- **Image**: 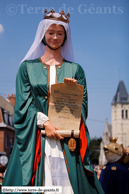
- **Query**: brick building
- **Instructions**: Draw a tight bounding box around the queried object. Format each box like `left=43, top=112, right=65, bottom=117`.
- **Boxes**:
left=0, top=94, right=15, bottom=160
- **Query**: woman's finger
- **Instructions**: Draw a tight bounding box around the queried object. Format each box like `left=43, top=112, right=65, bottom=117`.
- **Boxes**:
left=64, top=78, right=77, bottom=84
left=55, top=132, right=64, bottom=140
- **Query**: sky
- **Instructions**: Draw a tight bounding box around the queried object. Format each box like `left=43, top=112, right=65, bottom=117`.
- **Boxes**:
left=0, top=0, right=129, bottom=138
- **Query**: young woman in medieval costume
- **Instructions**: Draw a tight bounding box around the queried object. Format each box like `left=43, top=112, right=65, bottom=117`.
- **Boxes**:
left=2, top=10, right=104, bottom=194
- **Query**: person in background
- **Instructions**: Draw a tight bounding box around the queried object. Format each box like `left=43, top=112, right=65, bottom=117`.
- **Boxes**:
left=97, top=165, right=103, bottom=180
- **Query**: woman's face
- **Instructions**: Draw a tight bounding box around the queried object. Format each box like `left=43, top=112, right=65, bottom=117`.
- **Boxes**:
left=45, top=24, right=65, bottom=50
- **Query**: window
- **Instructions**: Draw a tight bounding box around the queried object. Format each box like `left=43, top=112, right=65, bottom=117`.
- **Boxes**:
left=122, top=110, right=124, bottom=119
left=10, top=136, right=14, bottom=155
left=2, top=110, right=14, bottom=126
left=114, top=110, right=116, bottom=120
left=10, top=136, right=14, bottom=144
left=125, top=110, right=128, bottom=119
left=6, top=135, right=10, bottom=148
left=3, top=110, right=9, bottom=124
left=9, top=115, right=13, bottom=126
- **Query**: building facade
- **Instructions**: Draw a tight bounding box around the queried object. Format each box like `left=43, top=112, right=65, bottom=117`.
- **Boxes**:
left=0, top=95, right=15, bottom=160
left=99, top=81, right=129, bottom=165
left=112, top=81, right=129, bottom=148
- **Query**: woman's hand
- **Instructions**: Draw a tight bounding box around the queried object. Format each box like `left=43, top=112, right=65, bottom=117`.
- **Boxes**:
left=64, top=78, right=77, bottom=84
left=43, top=121, right=64, bottom=140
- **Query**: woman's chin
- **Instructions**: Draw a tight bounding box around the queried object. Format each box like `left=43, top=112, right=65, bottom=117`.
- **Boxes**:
left=52, top=46, right=58, bottom=49
left=49, top=43, right=62, bottom=50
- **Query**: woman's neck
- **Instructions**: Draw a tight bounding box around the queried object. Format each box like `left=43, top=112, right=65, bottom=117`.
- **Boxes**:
left=41, top=47, right=63, bottom=66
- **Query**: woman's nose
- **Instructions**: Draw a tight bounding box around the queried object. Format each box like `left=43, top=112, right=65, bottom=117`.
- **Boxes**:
left=53, top=33, right=58, bottom=39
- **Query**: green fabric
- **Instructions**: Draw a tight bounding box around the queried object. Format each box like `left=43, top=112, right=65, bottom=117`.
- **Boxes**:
left=63, top=138, right=104, bottom=194
left=1, top=141, right=22, bottom=194
left=2, top=59, right=104, bottom=194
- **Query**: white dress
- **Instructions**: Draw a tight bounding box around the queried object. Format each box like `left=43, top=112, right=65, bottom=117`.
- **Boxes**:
left=37, top=65, right=74, bottom=194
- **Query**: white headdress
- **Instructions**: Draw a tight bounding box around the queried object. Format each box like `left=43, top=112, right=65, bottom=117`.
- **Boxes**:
left=21, top=10, right=74, bottom=64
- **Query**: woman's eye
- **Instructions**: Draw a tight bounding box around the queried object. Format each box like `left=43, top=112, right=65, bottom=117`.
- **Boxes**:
left=49, top=33, right=53, bottom=35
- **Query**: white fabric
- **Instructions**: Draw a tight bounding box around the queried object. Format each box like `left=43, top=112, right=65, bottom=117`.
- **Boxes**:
left=45, top=155, right=73, bottom=194
left=37, top=112, right=49, bottom=128
left=21, top=19, right=74, bottom=64
left=50, top=65, right=56, bottom=91
left=45, top=137, right=64, bottom=159
left=44, top=64, right=73, bottom=194
left=44, top=138, right=74, bottom=193
left=36, top=63, right=73, bottom=193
